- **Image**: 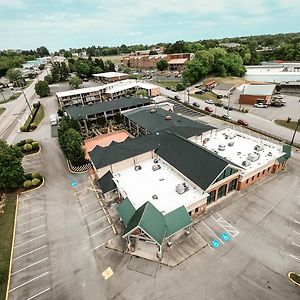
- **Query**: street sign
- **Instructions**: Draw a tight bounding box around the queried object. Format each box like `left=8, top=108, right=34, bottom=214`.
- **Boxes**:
left=211, top=240, right=220, bottom=249
left=71, top=181, right=77, bottom=187
left=220, top=232, right=230, bottom=242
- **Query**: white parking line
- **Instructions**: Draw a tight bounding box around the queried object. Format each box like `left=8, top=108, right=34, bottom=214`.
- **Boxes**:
left=201, top=221, right=224, bottom=244
left=13, top=245, right=47, bottom=261
left=293, top=220, right=300, bottom=225
left=289, top=254, right=300, bottom=262
left=84, top=214, right=107, bottom=227
left=15, top=224, right=46, bottom=237
left=293, top=230, right=300, bottom=235
left=18, top=201, right=42, bottom=210
left=22, top=161, right=41, bottom=166
left=90, top=241, right=107, bottom=251
left=12, top=257, right=48, bottom=275
left=17, top=215, right=45, bottom=227
left=292, top=242, right=300, bottom=248
left=27, top=288, right=50, bottom=300
left=20, top=195, right=42, bottom=202
left=81, top=200, right=99, bottom=208
left=9, top=272, right=49, bottom=292
left=17, top=208, right=43, bottom=218
left=77, top=194, right=95, bottom=202
left=14, top=234, right=47, bottom=248
left=82, top=208, right=101, bottom=218
left=87, top=225, right=113, bottom=239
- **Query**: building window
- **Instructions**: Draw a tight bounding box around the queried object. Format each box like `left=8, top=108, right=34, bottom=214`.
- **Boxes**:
left=246, top=179, right=249, bottom=184
left=262, top=170, right=265, bottom=175
left=217, top=184, right=227, bottom=199
left=267, top=167, right=270, bottom=171
left=228, top=179, right=238, bottom=192
left=257, top=172, right=260, bottom=178
left=195, top=207, right=199, bottom=213
left=252, top=176, right=255, bottom=181
left=207, top=190, right=216, bottom=205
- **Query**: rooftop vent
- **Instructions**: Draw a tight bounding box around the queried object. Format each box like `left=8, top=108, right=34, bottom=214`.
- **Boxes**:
left=134, top=165, right=142, bottom=171
left=152, top=194, right=158, bottom=200
left=242, top=160, right=251, bottom=167
left=218, top=144, right=226, bottom=151
left=153, top=158, right=159, bottom=163
left=254, top=144, right=265, bottom=151
left=268, top=152, right=273, bottom=156
left=176, top=183, right=189, bottom=195
left=152, top=164, right=161, bottom=171
left=228, top=141, right=235, bottom=147
left=247, top=152, right=260, bottom=162
left=165, top=115, right=172, bottom=120
left=150, top=108, right=157, bottom=113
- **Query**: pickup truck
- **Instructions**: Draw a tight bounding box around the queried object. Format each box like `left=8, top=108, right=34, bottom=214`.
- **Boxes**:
left=50, top=114, right=58, bottom=126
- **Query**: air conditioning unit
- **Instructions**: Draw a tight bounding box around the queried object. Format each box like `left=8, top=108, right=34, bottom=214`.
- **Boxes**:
left=134, top=165, right=142, bottom=171
left=247, top=152, right=260, bottom=162
left=153, top=158, right=159, bottom=163
left=152, top=194, right=158, bottom=199
left=218, top=144, right=226, bottom=151
left=228, top=141, right=235, bottom=147
left=152, top=164, right=161, bottom=171
left=242, top=160, right=251, bottom=167
left=268, top=152, right=273, bottom=156
left=176, top=183, right=189, bottom=195
left=254, top=144, right=265, bottom=151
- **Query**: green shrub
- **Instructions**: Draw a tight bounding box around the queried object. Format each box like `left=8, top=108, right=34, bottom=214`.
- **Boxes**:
left=23, top=143, right=32, bottom=152
left=31, top=141, right=39, bottom=150
left=31, top=172, right=41, bottom=179
left=31, top=178, right=41, bottom=186
left=33, top=103, right=39, bottom=108
left=24, top=173, right=32, bottom=180
left=25, top=138, right=33, bottom=144
left=20, top=126, right=27, bottom=132
left=30, top=123, right=37, bottom=130
left=23, top=180, right=33, bottom=188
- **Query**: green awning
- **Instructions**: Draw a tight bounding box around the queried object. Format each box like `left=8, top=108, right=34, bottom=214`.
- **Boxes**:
left=282, top=144, right=291, bottom=159
left=116, top=197, right=136, bottom=226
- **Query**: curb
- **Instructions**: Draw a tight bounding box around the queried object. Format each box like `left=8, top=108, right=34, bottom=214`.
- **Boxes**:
left=288, top=272, right=300, bottom=287
left=5, top=193, right=19, bottom=300
left=20, top=177, right=45, bottom=195
left=66, top=159, right=89, bottom=174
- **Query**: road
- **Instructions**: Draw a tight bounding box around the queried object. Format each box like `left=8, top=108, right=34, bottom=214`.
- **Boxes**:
left=160, top=87, right=300, bottom=145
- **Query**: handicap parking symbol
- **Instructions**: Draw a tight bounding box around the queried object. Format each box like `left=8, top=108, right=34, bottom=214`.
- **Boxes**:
left=220, top=232, right=230, bottom=242
left=211, top=240, right=220, bottom=249
left=71, top=180, right=77, bottom=187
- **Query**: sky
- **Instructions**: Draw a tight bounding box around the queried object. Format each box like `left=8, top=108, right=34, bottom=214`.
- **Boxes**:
left=0, top=0, right=300, bottom=52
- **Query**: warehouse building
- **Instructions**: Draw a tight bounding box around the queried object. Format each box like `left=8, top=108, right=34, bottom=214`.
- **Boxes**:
left=92, top=72, right=129, bottom=83
left=239, top=84, right=276, bottom=105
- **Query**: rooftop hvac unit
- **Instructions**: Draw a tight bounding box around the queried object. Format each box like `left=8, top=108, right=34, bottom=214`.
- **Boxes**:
left=165, top=115, right=172, bottom=120
left=134, top=165, right=142, bottom=171
left=153, top=158, right=159, bottom=163
left=150, top=108, right=157, bottom=113
left=152, top=194, right=158, bottom=200
left=152, top=164, right=161, bottom=171
left=254, top=144, right=265, bottom=151
left=228, top=141, right=235, bottom=147
left=268, top=152, right=273, bottom=156
left=242, top=160, right=251, bottom=167
left=218, top=144, right=226, bottom=151
left=247, top=152, right=260, bottom=162
left=176, top=183, right=189, bottom=195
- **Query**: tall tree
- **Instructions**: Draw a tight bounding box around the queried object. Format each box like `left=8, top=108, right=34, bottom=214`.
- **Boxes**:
left=156, top=59, right=168, bottom=72
left=69, top=76, right=83, bottom=89
left=36, top=46, right=50, bottom=57
left=35, top=80, right=50, bottom=97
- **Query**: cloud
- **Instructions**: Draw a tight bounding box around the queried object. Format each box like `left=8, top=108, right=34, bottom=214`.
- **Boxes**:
left=0, top=0, right=26, bottom=9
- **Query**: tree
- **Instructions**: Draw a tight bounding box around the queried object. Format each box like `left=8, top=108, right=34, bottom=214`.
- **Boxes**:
left=36, top=46, right=50, bottom=57
left=0, top=140, right=24, bottom=191
left=51, top=62, right=70, bottom=82
left=6, top=68, right=22, bottom=83
left=75, top=61, right=90, bottom=78
left=38, top=64, right=45, bottom=70
left=183, top=60, right=209, bottom=84
left=35, top=80, right=50, bottom=97
left=69, top=76, right=83, bottom=89
left=44, top=74, right=54, bottom=84
left=156, top=59, right=168, bottom=72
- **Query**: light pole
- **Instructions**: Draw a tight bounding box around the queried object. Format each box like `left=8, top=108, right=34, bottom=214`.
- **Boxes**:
left=227, top=92, right=232, bottom=118
left=22, top=90, right=33, bottom=118
left=290, top=118, right=300, bottom=146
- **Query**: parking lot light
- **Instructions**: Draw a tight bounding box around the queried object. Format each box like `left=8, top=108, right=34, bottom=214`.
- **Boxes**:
left=290, top=118, right=300, bottom=146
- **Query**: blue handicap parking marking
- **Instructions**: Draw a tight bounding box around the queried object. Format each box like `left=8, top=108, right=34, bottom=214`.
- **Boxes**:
left=220, top=232, right=231, bottom=242
left=211, top=240, right=220, bottom=249
left=71, top=180, right=77, bottom=187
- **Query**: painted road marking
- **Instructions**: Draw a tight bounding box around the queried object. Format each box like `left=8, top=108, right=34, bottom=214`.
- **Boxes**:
left=14, top=234, right=47, bottom=248
left=71, top=181, right=77, bottom=187
left=220, top=232, right=231, bottom=242
left=17, top=208, right=43, bottom=218
left=12, top=257, right=48, bottom=275
left=87, top=225, right=113, bottom=239
left=13, top=245, right=47, bottom=261
left=211, top=213, right=239, bottom=237
left=84, top=215, right=108, bottom=228
left=202, top=221, right=224, bottom=244
left=15, top=224, right=46, bottom=237
left=289, top=254, right=300, bottom=262
left=17, top=215, right=45, bottom=227
left=18, top=201, right=42, bottom=210
left=292, top=242, right=300, bottom=248
left=91, top=241, right=107, bottom=251
left=81, top=200, right=99, bottom=208
left=102, top=267, right=113, bottom=280
left=82, top=208, right=101, bottom=218
left=9, top=272, right=49, bottom=292
left=26, top=288, right=50, bottom=300
left=293, top=220, right=300, bottom=225
left=293, top=230, right=300, bottom=236
left=211, top=240, right=220, bottom=249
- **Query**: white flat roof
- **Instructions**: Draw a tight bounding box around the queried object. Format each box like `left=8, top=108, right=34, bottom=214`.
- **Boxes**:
left=92, top=72, right=128, bottom=78
left=190, top=128, right=284, bottom=176
left=243, top=84, right=276, bottom=96
left=113, top=158, right=207, bottom=214
left=56, top=85, right=106, bottom=97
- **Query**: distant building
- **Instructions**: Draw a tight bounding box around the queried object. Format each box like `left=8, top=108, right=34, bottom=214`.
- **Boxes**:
left=239, top=84, right=276, bottom=105
left=92, top=72, right=129, bottom=83
left=212, top=83, right=236, bottom=97
left=220, top=43, right=240, bottom=48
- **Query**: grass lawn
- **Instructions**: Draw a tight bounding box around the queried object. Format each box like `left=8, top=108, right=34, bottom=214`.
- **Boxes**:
left=96, top=55, right=123, bottom=64
left=23, top=103, right=45, bottom=129
left=0, top=192, right=17, bottom=300
left=155, top=80, right=181, bottom=89
left=204, top=76, right=248, bottom=85
left=24, top=80, right=33, bottom=88
left=7, top=92, right=21, bottom=103
left=0, top=107, right=5, bottom=116
left=193, top=91, right=219, bottom=101
left=275, top=120, right=300, bottom=132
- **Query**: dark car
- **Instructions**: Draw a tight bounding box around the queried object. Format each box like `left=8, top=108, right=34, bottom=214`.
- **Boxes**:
left=205, top=106, right=213, bottom=113
left=192, top=102, right=200, bottom=108
left=223, top=105, right=234, bottom=110
left=214, top=102, right=223, bottom=107
left=237, top=119, right=248, bottom=126
left=174, top=95, right=181, bottom=100
left=195, top=90, right=204, bottom=95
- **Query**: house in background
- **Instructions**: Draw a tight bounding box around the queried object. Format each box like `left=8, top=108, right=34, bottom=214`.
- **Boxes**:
left=239, top=84, right=276, bottom=105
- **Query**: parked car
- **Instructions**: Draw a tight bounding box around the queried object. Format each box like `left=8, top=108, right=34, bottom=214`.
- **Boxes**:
left=174, top=95, right=181, bottom=100
left=222, top=114, right=232, bottom=120
left=215, top=102, right=223, bottom=107
left=192, top=102, right=200, bottom=108
left=223, top=105, right=234, bottom=111
left=270, top=101, right=285, bottom=107
left=205, top=99, right=214, bottom=104
left=237, top=119, right=248, bottom=126
left=195, top=90, right=204, bottom=95
left=205, top=106, right=213, bottom=113
left=254, top=103, right=268, bottom=108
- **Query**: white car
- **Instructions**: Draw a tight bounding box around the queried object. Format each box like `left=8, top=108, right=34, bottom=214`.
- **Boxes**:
left=205, top=99, right=214, bottom=104
left=254, top=103, right=268, bottom=108
left=222, top=114, right=232, bottom=120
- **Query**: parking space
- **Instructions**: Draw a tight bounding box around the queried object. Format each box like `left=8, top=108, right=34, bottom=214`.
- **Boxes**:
left=165, top=99, right=204, bottom=119
left=194, top=212, right=239, bottom=252
left=73, top=180, right=116, bottom=252
left=8, top=190, right=52, bottom=300
left=22, top=153, right=42, bottom=174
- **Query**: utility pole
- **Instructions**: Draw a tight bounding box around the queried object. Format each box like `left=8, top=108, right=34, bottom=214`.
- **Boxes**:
left=290, top=118, right=300, bottom=146
left=227, top=92, right=232, bottom=117
left=22, top=90, right=33, bottom=118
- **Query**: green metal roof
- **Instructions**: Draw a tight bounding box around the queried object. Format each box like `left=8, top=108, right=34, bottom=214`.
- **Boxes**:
left=277, top=155, right=287, bottom=163
left=164, top=206, right=192, bottom=238
left=282, top=144, right=291, bottom=159
left=123, top=202, right=166, bottom=245
left=116, top=197, right=136, bottom=227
